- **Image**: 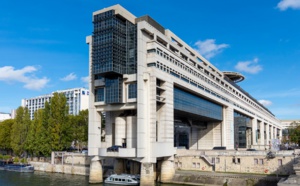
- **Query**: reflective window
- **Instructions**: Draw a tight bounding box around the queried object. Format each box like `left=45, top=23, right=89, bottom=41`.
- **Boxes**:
left=174, top=87, right=223, bottom=120
left=105, top=77, right=122, bottom=103
left=128, top=83, right=137, bottom=99
left=234, top=111, right=251, bottom=148
left=92, top=10, right=137, bottom=76
left=95, top=87, right=104, bottom=102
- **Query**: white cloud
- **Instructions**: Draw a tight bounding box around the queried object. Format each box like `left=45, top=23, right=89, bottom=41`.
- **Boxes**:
left=277, top=0, right=300, bottom=11
left=194, top=39, right=229, bottom=59
left=0, top=66, right=49, bottom=90
left=235, top=58, right=262, bottom=74
left=259, top=99, right=273, bottom=107
left=60, top=73, right=77, bottom=81
left=81, top=76, right=89, bottom=84
left=81, top=76, right=89, bottom=88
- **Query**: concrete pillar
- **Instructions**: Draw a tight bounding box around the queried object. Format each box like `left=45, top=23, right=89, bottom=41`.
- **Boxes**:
left=160, top=158, right=175, bottom=183
left=140, top=163, right=155, bottom=186
left=252, top=118, right=258, bottom=146
left=88, top=110, right=102, bottom=156
left=270, top=126, right=274, bottom=140
left=126, top=116, right=137, bottom=148
left=190, top=127, right=198, bottom=150
left=223, top=106, right=234, bottom=149
left=89, top=156, right=103, bottom=183
left=260, top=121, right=265, bottom=146
left=51, top=152, right=55, bottom=165
left=266, top=123, right=270, bottom=146
left=115, top=117, right=126, bottom=146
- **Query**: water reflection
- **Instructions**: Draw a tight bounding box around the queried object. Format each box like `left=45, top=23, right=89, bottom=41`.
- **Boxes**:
left=0, top=171, right=183, bottom=186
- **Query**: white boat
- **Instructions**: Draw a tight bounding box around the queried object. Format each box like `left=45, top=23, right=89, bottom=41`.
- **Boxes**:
left=104, top=174, right=140, bottom=185
left=4, top=164, right=34, bottom=173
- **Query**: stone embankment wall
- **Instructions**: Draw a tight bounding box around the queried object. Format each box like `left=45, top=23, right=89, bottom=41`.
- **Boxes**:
left=29, top=153, right=90, bottom=176
left=171, top=172, right=281, bottom=186
left=174, top=149, right=299, bottom=175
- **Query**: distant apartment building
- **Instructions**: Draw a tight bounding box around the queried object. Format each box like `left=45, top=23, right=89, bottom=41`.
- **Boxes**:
left=281, top=119, right=300, bottom=139
left=0, top=112, right=11, bottom=121
left=22, top=88, right=89, bottom=120
left=280, top=119, right=300, bottom=129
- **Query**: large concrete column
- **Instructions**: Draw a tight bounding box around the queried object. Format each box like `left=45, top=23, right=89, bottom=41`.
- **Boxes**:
left=160, top=157, right=175, bottom=183
left=140, top=163, right=155, bottom=186
left=252, top=118, right=258, bottom=146
left=88, top=110, right=102, bottom=156
left=223, top=106, right=234, bottom=149
left=266, top=123, right=270, bottom=146
left=126, top=116, right=137, bottom=148
left=115, top=117, right=126, bottom=146
left=260, top=121, right=265, bottom=146
left=89, top=156, right=103, bottom=183
left=270, top=125, right=274, bottom=140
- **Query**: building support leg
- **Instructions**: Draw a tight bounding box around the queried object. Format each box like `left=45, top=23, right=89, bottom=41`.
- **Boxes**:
left=160, top=157, right=175, bottom=183
left=140, top=163, right=155, bottom=186
left=89, top=156, right=103, bottom=183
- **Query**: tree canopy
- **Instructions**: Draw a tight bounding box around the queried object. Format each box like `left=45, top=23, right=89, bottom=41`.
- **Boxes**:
left=0, top=93, right=89, bottom=157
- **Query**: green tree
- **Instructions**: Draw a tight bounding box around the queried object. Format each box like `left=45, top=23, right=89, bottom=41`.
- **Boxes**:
left=70, top=109, right=88, bottom=151
left=49, top=93, right=71, bottom=151
left=0, top=119, right=13, bottom=154
left=38, top=102, right=52, bottom=156
left=289, top=127, right=300, bottom=146
left=11, top=107, right=31, bottom=156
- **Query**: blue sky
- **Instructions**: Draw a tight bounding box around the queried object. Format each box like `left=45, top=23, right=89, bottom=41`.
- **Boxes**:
left=0, top=0, right=300, bottom=119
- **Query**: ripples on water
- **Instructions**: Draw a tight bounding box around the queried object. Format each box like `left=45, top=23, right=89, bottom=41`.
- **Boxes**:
left=0, top=171, right=178, bottom=186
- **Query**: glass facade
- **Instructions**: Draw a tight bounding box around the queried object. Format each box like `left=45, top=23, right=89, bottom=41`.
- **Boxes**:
left=105, top=77, right=122, bottom=103
left=128, top=83, right=137, bottom=99
left=92, top=10, right=137, bottom=104
left=92, top=10, right=137, bottom=75
left=95, top=87, right=105, bottom=102
left=174, top=87, right=223, bottom=121
left=234, top=111, right=251, bottom=148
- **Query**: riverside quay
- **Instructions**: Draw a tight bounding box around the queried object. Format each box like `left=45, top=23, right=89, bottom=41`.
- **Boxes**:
left=86, top=4, right=283, bottom=185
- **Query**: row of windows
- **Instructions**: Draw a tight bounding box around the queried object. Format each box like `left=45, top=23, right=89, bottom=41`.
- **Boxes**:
left=149, top=61, right=230, bottom=106
left=149, top=45, right=276, bottom=122
left=151, top=49, right=257, bottom=116
left=95, top=82, right=137, bottom=103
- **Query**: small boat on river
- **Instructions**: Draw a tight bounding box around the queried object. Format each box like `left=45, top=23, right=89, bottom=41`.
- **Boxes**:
left=104, top=174, right=140, bottom=185
left=4, top=164, right=34, bottom=173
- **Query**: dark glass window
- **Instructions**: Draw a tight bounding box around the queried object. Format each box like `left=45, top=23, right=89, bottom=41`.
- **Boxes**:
left=174, top=87, right=223, bottom=120
left=234, top=111, right=251, bottom=148
left=92, top=10, right=137, bottom=76
left=128, top=83, right=137, bottom=99
left=105, top=77, right=122, bottom=103
left=95, top=87, right=105, bottom=102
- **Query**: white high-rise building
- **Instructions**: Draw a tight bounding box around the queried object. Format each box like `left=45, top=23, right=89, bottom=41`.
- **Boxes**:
left=22, top=88, right=89, bottom=120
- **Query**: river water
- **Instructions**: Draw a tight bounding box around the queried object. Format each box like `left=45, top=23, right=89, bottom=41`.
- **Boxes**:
left=0, top=171, right=180, bottom=186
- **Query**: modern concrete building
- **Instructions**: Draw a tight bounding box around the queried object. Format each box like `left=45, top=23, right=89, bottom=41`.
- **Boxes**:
left=22, top=88, right=89, bottom=120
left=86, top=4, right=282, bottom=185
